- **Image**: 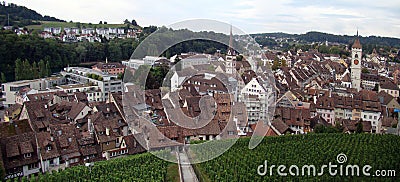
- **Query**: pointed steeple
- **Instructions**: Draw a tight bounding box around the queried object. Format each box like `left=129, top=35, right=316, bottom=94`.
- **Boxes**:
left=227, top=25, right=235, bottom=56
left=352, top=30, right=362, bottom=49
left=229, top=24, right=233, bottom=49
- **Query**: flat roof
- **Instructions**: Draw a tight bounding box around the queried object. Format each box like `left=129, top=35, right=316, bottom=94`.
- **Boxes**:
left=58, top=84, right=94, bottom=89
left=65, top=67, right=117, bottom=78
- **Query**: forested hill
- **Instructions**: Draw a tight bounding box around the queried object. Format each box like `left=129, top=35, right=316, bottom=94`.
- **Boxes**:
left=252, top=31, right=400, bottom=48
left=0, top=2, right=65, bottom=27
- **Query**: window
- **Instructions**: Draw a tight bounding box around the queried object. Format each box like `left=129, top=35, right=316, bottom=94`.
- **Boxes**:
left=228, top=131, right=234, bottom=135
left=24, top=153, right=31, bottom=158
left=369, top=115, right=372, bottom=119
left=28, top=163, right=38, bottom=170
left=47, top=146, right=52, bottom=151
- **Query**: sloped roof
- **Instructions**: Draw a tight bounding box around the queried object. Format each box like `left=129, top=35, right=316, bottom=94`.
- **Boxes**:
left=352, top=38, right=362, bottom=49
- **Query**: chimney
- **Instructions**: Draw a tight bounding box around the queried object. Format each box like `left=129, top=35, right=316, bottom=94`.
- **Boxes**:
left=107, top=107, right=110, bottom=112
left=106, top=127, right=110, bottom=136
left=50, top=136, right=54, bottom=142
left=45, top=104, right=48, bottom=109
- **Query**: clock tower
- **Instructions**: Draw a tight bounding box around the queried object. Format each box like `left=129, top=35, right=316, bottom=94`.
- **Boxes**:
left=350, top=32, right=362, bottom=91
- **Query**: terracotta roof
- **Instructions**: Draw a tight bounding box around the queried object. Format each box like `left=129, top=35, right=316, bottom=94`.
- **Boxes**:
left=27, top=92, right=55, bottom=102
left=67, top=102, right=89, bottom=120
left=0, top=132, right=39, bottom=169
left=271, top=120, right=291, bottom=134
left=36, top=132, right=60, bottom=160
left=124, top=134, right=146, bottom=155
left=342, top=73, right=351, bottom=82
left=49, top=124, right=81, bottom=159
left=5, top=103, right=22, bottom=118
left=352, top=38, right=362, bottom=49
left=382, top=117, right=397, bottom=127
left=0, top=119, right=33, bottom=138
left=378, top=91, right=394, bottom=106
left=380, top=80, right=399, bottom=90
left=93, top=62, right=125, bottom=69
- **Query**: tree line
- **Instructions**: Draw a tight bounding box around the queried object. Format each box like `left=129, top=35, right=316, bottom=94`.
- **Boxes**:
left=0, top=26, right=232, bottom=83
left=0, top=3, right=64, bottom=27
left=14, top=58, right=51, bottom=81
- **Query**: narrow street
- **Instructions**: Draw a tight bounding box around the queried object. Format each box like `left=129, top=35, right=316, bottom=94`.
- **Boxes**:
left=178, top=151, right=198, bottom=182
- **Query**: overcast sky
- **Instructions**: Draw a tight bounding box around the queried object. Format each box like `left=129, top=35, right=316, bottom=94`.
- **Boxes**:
left=11, top=0, right=400, bottom=38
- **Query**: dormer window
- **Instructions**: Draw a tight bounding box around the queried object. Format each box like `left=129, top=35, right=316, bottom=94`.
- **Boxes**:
left=24, top=153, right=32, bottom=158
left=47, top=145, right=52, bottom=151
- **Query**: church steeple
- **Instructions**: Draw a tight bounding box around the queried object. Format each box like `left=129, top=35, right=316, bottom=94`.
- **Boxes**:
left=350, top=30, right=362, bottom=91
left=227, top=25, right=235, bottom=56
left=225, top=25, right=236, bottom=74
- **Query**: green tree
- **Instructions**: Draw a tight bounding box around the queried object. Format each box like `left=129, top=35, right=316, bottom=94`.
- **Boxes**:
left=0, top=72, right=6, bottom=83
left=22, top=59, right=31, bottom=80
left=356, top=122, right=363, bottom=133
left=373, top=83, right=379, bottom=92
left=314, top=124, right=325, bottom=133
left=281, top=59, right=287, bottom=67
left=38, top=59, right=46, bottom=78
left=45, top=60, right=51, bottom=77
left=131, top=19, right=138, bottom=26
left=271, top=57, right=281, bottom=71
left=32, top=61, right=39, bottom=79
left=75, top=44, right=87, bottom=62
left=362, top=68, right=369, bottom=74
left=108, top=41, right=122, bottom=61
left=15, top=58, right=23, bottom=80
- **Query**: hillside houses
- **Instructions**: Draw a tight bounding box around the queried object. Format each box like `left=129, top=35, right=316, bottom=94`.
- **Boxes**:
left=41, top=27, right=140, bottom=42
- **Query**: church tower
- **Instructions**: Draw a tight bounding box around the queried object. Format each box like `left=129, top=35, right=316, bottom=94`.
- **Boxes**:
left=350, top=31, right=362, bottom=91
left=225, top=25, right=236, bottom=74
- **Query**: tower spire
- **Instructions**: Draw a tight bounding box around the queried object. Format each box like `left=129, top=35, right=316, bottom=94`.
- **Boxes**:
left=229, top=24, right=233, bottom=49
left=227, top=25, right=235, bottom=56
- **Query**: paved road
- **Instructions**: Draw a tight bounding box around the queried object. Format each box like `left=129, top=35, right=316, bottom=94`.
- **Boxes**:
left=178, top=151, right=198, bottom=182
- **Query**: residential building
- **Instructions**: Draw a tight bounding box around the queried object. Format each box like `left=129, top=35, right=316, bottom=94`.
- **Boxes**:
left=92, top=62, right=126, bottom=75
left=61, top=67, right=123, bottom=100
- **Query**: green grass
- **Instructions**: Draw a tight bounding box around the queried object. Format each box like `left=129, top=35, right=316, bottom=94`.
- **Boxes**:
left=166, top=163, right=180, bottom=182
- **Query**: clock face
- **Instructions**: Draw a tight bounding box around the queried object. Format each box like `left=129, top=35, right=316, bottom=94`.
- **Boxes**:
left=354, top=59, right=359, bottom=65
